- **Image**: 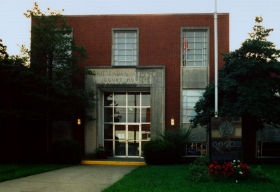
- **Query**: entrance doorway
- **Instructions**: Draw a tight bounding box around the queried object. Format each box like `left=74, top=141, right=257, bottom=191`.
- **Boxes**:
left=103, top=92, right=150, bottom=158
left=115, top=124, right=140, bottom=157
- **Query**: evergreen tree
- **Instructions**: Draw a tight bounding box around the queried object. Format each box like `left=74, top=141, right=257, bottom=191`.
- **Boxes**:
left=191, top=16, right=280, bottom=131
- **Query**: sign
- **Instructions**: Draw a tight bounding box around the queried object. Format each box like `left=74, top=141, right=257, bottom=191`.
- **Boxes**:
left=211, top=117, right=242, bottom=163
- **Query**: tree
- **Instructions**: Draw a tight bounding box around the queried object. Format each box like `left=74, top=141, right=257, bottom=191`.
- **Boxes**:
left=22, top=3, right=95, bottom=122
left=0, top=3, right=95, bottom=162
left=191, top=16, right=280, bottom=131
left=0, top=39, right=8, bottom=63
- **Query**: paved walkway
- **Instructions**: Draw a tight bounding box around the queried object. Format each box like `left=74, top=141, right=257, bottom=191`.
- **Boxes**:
left=0, top=165, right=137, bottom=192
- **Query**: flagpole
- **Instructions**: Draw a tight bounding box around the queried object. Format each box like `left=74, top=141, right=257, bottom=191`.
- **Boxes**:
left=214, top=0, right=218, bottom=117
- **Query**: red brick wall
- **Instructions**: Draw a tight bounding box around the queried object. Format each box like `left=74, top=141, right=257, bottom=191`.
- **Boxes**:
left=67, top=14, right=229, bottom=128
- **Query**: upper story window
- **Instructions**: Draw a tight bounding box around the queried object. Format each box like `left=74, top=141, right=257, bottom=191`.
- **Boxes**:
left=182, top=30, right=208, bottom=66
left=182, top=89, right=204, bottom=123
left=113, top=30, right=138, bottom=66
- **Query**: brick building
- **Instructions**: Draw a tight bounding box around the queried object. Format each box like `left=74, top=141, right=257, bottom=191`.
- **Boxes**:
left=61, top=13, right=230, bottom=159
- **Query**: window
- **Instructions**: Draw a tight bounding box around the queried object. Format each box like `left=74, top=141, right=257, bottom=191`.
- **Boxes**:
left=113, top=30, right=138, bottom=66
left=257, top=142, right=280, bottom=158
left=182, top=90, right=204, bottom=123
left=187, top=142, right=206, bottom=156
left=182, top=30, right=208, bottom=66
left=103, top=92, right=150, bottom=157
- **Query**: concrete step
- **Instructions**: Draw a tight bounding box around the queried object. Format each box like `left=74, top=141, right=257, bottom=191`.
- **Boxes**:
left=81, top=158, right=146, bottom=166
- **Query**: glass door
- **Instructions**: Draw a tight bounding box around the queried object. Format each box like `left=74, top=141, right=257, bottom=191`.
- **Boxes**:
left=115, top=124, right=140, bottom=157
left=103, top=92, right=150, bottom=158
left=127, top=125, right=140, bottom=157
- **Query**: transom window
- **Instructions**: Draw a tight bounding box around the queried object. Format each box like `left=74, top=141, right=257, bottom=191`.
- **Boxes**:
left=113, top=30, right=138, bottom=66
left=182, top=30, right=208, bottom=66
left=182, top=90, right=204, bottom=123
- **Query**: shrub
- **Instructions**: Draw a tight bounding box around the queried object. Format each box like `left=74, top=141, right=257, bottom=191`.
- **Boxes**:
left=192, top=156, right=210, bottom=167
left=188, top=156, right=211, bottom=182
left=143, top=139, right=177, bottom=165
left=249, top=165, right=271, bottom=182
left=51, top=139, right=82, bottom=164
left=159, top=127, right=193, bottom=162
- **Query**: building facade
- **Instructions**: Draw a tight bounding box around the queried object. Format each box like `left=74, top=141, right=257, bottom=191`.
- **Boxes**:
left=63, top=13, right=230, bottom=158
left=49, top=13, right=228, bottom=159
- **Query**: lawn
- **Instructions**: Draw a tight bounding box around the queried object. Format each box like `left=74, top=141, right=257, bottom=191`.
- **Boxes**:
left=0, top=164, right=72, bottom=182
left=104, top=164, right=280, bottom=192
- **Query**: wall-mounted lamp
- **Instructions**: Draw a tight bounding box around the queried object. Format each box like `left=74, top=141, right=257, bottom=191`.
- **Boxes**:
left=171, top=118, right=175, bottom=126
left=77, top=118, right=81, bottom=125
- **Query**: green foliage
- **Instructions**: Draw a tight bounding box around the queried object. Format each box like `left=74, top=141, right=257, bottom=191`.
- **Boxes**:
left=188, top=158, right=272, bottom=184
left=104, top=164, right=280, bottom=192
left=249, top=165, right=271, bottom=183
left=143, top=139, right=177, bottom=165
left=51, top=139, right=82, bottom=164
left=95, top=144, right=106, bottom=153
left=192, top=156, right=210, bottom=167
left=1, top=3, right=95, bottom=125
left=0, top=39, right=8, bottom=63
left=188, top=156, right=211, bottom=182
left=159, top=127, right=193, bottom=162
left=191, top=16, right=280, bottom=131
left=20, top=3, right=96, bottom=122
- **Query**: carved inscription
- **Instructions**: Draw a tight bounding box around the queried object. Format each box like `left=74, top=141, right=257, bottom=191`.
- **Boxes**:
left=93, top=69, right=156, bottom=84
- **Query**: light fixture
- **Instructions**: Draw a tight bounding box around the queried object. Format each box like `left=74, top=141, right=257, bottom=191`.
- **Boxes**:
left=77, top=118, right=81, bottom=125
left=171, top=118, right=175, bottom=126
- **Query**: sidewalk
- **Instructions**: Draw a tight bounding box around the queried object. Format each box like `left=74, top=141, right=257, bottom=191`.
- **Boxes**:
left=0, top=165, right=137, bottom=192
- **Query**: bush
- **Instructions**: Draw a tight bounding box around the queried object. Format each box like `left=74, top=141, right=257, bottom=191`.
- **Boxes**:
left=192, top=156, right=210, bottom=167
left=250, top=165, right=271, bottom=183
left=188, top=158, right=272, bottom=183
left=51, top=139, right=82, bottom=164
left=143, top=139, right=177, bottom=165
left=159, top=127, right=193, bottom=162
left=188, top=156, right=211, bottom=182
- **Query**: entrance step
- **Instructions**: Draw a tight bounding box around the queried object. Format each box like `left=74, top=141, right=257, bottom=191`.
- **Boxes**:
left=81, top=158, right=146, bottom=166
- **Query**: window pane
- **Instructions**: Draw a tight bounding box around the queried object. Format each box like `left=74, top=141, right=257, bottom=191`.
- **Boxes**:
left=104, top=141, right=113, bottom=157
left=127, top=108, right=140, bottom=123
left=128, top=93, right=140, bottom=106
left=195, top=61, right=203, bottom=66
left=186, top=32, right=194, bottom=37
left=104, top=92, right=114, bottom=106
left=114, top=107, right=126, bottom=122
left=142, top=93, right=150, bottom=106
left=195, top=54, right=203, bottom=60
left=141, top=108, right=150, bottom=122
left=142, top=124, right=150, bottom=140
left=126, top=33, right=136, bottom=37
left=126, top=37, right=136, bottom=43
left=117, top=38, right=125, bottom=43
left=182, top=90, right=204, bottom=123
left=104, top=108, right=113, bottom=122
left=195, top=32, right=203, bottom=37
left=126, top=44, right=134, bottom=49
left=104, top=124, right=113, bottom=139
left=118, top=56, right=126, bottom=60
left=114, top=93, right=126, bottom=106
left=128, top=125, right=139, bottom=141
left=195, top=43, right=204, bottom=49
left=187, top=61, right=195, bottom=66
left=188, top=54, right=194, bottom=60
left=126, top=56, right=133, bottom=61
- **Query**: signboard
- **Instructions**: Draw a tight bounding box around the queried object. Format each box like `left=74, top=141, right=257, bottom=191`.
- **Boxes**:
left=211, top=117, right=242, bottom=163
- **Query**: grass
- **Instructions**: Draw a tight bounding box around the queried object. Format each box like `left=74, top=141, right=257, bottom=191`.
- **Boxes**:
left=103, top=164, right=280, bottom=192
left=0, top=164, right=72, bottom=182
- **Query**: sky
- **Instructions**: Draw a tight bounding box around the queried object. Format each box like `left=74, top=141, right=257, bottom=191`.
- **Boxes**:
left=1, top=0, right=280, bottom=55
